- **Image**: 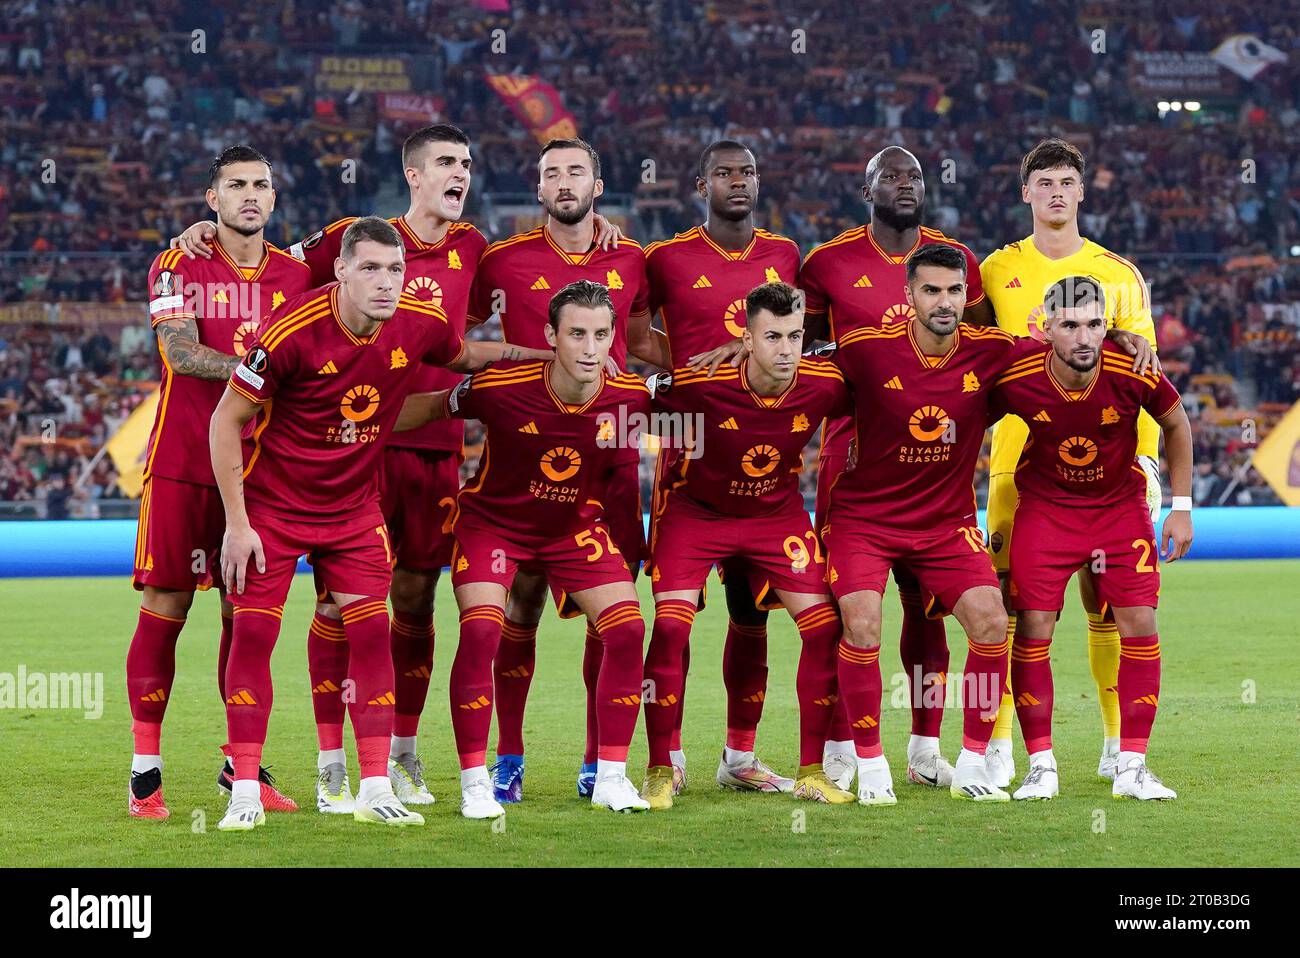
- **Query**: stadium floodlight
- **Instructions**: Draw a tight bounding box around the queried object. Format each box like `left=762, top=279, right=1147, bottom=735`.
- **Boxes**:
left=1290, top=244, right=1300, bottom=257
left=1185, top=101, right=1201, bottom=112
left=1157, top=101, right=1171, bottom=112
left=1169, top=101, right=1183, bottom=111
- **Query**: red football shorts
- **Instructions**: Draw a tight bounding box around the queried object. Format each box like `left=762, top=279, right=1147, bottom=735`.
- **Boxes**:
left=813, top=452, right=847, bottom=543
left=649, top=494, right=830, bottom=607
left=815, top=455, right=936, bottom=608
left=1008, top=497, right=1161, bottom=613
left=600, top=458, right=646, bottom=571
left=380, top=446, right=460, bottom=573
left=450, top=513, right=633, bottom=614
left=133, top=475, right=224, bottom=592
left=232, top=506, right=394, bottom=609
left=824, top=518, right=998, bottom=616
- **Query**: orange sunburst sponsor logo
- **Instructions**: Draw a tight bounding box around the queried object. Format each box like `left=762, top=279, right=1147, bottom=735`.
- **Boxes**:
left=539, top=446, right=582, bottom=481
left=1058, top=436, right=1099, bottom=466
left=741, top=444, right=781, bottom=477
left=1025, top=304, right=1047, bottom=341
left=723, top=298, right=747, bottom=338
left=232, top=320, right=260, bottom=357
left=340, top=384, right=381, bottom=423
left=404, top=274, right=444, bottom=308
left=881, top=303, right=915, bottom=324
left=908, top=405, right=949, bottom=442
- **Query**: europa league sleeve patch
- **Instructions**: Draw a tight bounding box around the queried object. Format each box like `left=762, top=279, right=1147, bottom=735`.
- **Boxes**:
left=151, top=270, right=176, bottom=297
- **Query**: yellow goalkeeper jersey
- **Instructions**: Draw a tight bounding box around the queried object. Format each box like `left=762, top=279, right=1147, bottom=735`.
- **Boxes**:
left=981, top=235, right=1159, bottom=468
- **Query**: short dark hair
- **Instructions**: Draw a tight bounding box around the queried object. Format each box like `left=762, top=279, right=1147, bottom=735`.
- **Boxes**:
left=1043, top=275, right=1107, bottom=318
left=905, top=243, right=967, bottom=282
left=208, top=145, right=271, bottom=188
left=1020, top=137, right=1086, bottom=186
left=698, top=139, right=753, bottom=180
left=539, top=137, right=601, bottom=180
left=745, top=281, right=801, bottom=324
left=402, top=124, right=470, bottom=169
left=548, top=279, right=615, bottom=330
left=340, top=216, right=404, bottom=262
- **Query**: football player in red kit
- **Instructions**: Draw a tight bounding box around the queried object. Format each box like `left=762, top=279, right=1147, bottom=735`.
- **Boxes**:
left=800, top=145, right=992, bottom=792
left=988, top=275, right=1192, bottom=801
left=641, top=282, right=855, bottom=808
left=399, top=280, right=652, bottom=819
left=208, top=217, right=548, bottom=830
left=127, top=146, right=310, bottom=818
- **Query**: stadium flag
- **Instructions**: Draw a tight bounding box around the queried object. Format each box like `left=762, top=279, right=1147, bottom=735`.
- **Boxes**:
left=484, top=72, right=578, bottom=144
left=1253, top=401, right=1300, bottom=506
left=104, top=388, right=160, bottom=498
left=1212, top=34, right=1287, bottom=81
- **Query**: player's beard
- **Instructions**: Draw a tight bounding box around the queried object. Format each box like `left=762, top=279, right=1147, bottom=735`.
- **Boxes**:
left=921, top=310, right=959, bottom=337
left=1062, top=347, right=1099, bottom=372
left=221, top=213, right=265, bottom=237
left=872, top=200, right=924, bottom=232
left=544, top=191, right=594, bottom=226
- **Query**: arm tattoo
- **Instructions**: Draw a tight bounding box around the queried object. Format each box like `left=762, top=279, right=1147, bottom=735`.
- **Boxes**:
left=157, top=318, right=240, bottom=381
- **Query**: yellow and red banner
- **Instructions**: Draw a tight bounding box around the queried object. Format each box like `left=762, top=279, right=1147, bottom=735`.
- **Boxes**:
left=484, top=72, right=578, bottom=144
left=105, top=389, right=160, bottom=498
left=1254, top=401, right=1300, bottom=506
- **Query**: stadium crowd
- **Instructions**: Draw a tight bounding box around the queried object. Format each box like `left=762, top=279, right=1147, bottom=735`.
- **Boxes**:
left=1, top=0, right=1297, bottom=512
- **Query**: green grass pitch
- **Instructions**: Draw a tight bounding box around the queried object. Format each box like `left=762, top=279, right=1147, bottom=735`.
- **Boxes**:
left=2, top=559, right=1297, bottom=867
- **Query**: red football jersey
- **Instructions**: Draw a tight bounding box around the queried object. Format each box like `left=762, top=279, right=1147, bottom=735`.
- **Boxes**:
left=829, top=322, right=1016, bottom=532
left=652, top=358, right=850, bottom=517
left=445, top=360, right=651, bottom=543
left=468, top=225, right=649, bottom=368
left=145, top=241, right=312, bottom=486
left=644, top=226, right=801, bottom=368
left=227, top=285, right=465, bottom=521
left=290, top=216, right=486, bottom=452
left=801, top=225, right=985, bottom=461
left=990, top=340, right=1182, bottom=507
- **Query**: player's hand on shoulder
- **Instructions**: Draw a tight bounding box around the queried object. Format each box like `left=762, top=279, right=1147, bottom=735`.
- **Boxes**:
left=1160, top=510, right=1193, bottom=562
left=687, top=338, right=746, bottom=376
left=171, top=220, right=218, bottom=260
left=221, top=524, right=265, bottom=594
left=593, top=213, right=622, bottom=250
left=1107, top=329, right=1159, bottom=376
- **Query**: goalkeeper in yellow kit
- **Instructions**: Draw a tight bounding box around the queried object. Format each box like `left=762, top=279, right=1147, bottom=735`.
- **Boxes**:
left=979, top=138, right=1162, bottom=786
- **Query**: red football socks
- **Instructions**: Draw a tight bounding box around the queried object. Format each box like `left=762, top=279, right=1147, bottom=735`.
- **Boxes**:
left=126, top=607, right=185, bottom=731
left=592, top=601, right=645, bottom=763
left=723, top=620, right=768, bottom=750
left=1119, top=633, right=1161, bottom=753
left=449, top=604, right=505, bottom=769
left=962, top=636, right=1010, bottom=755
left=493, top=617, right=537, bottom=757
left=390, top=610, right=434, bottom=738
left=223, top=606, right=282, bottom=775
left=1010, top=633, right=1053, bottom=754
left=582, top=620, right=604, bottom=764
left=307, top=610, right=348, bottom=751
left=794, top=604, right=841, bottom=767
left=898, top=584, right=949, bottom=737
left=339, top=597, right=395, bottom=777
left=837, top=639, right=883, bottom=758
left=644, top=599, right=695, bottom=767
left=217, top=611, right=233, bottom=701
